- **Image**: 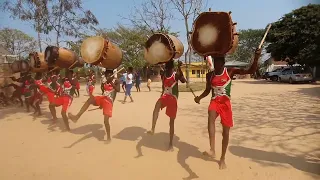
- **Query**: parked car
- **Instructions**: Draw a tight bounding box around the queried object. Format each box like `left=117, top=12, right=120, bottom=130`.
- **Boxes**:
left=266, top=67, right=290, bottom=81
left=278, top=67, right=313, bottom=83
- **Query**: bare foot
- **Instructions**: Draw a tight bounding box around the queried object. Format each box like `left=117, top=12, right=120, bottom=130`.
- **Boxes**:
left=105, top=138, right=111, bottom=144
left=202, top=150, right=216, bottom=158
left=219, top=159, right=227, bottom=169
left=122, top=101, right=126, bottom=104
left=167, top=145, right=174, bottom=152
left=147, top=130, right=154, bottom=135
left=68, top=113, right=78, bottom=123
left=52, top=118, right=57, bottom=123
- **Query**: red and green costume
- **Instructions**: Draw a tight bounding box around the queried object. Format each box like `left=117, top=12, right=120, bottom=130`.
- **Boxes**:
left=159, top=72, right=178, bottom=118
left=208, top=68, right=233, bottom=127
left=94, top=80, right=116, bottom=117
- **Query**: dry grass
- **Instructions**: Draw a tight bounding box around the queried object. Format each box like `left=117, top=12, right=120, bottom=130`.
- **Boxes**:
left=179, top=82, right=206, bottom=92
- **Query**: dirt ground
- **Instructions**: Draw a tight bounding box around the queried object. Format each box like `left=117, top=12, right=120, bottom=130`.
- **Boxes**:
left=0, top=79, right=319, bottom=180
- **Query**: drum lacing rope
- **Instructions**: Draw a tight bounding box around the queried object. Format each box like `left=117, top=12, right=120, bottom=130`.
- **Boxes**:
left=164, top=34, right=176, bottom=60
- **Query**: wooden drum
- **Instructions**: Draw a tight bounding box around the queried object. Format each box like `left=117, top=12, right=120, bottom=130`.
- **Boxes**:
left=45, top=46, right=79, bottom=68
left=80, top=36, right=123, bottom=69
left=10, top=60, right=30, bottom=73
left=144, top=33, right=184, bottom=65
left=29, top=52, right=48, bottom=72
left=191, top=11, right=238, bottom=56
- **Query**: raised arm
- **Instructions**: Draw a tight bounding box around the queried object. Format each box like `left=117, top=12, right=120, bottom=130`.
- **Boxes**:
left=194, top=72, right=213, bottom=104
left=175, top=61, right=186, bottom=83
left=228, top=48, right=262, bottom=78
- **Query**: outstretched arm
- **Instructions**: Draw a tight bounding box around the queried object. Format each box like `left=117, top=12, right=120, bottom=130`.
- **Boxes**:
left=228, top=48, right=262, bottom=78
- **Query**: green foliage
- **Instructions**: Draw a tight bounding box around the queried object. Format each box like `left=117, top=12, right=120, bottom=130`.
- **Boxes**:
left=0, top=28, right=36, bottom=58
left=266, top=4, right=320, bottom=66
left=98, top=25, right=150, bottom=69
left=228, top=29, right=265, bottom=63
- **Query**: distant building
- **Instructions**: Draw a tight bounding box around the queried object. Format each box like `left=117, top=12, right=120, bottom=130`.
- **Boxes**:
left=180, top=61, right=250, bottom=78
left=264, top=57, right=288, bottom=72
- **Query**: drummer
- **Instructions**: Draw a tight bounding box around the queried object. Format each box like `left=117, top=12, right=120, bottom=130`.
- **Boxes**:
left=86, top=69, right=95, bottom=96
left=68, top=69, right=120, bottom=143
left=147, top=60, right=186, bottom=151
left=194, top=48, right=262, bottom=169
left=48, top=70, right=74, bottom=130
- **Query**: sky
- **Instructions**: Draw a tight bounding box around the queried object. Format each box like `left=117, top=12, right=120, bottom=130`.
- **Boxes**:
left=0, top=0, right=319, bottom=51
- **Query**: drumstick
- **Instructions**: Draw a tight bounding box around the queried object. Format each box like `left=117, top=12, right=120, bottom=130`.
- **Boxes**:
left=88, top=107, right=101, bottom=111
left=258, top=24, right=272, bottom=49
left=48, top=66, right=60, bottom=73
left=189, top=87, right=197, bottom=98
left=68, top=61, right=78, bottom=70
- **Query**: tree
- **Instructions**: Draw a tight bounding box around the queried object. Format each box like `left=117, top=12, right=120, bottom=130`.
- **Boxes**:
left=99, top=25, right=150, bottom=69
left=170, top=0, right=205, bottom=87
left=0, top=28, right=36, bottom=58
left=2, top=0, right=49, bottom=52
left=228, top=29, right=265, bottom=63
left=266, top=4, right=320, bottom=66
left=126, top=0, right=176, bottom=35
left=45, top=0, right=99, bottom=47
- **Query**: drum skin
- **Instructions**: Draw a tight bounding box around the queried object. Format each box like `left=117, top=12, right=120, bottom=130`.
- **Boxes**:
left=10, top=60, right=30, bottom=73
left=191, top=11, right=238, bottom=56
left=144, top=33, right=184, bottom=65
left=29, top=52, right=48, bottom=72
left=80, top=36, right=123, bottom=69
left=45, top=46, right=79, bottom=68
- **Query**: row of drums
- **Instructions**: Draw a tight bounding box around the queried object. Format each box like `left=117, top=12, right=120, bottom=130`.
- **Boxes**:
left=12, top=10, right=239, bottom=73
left=11, top=46, right=85, bottom=73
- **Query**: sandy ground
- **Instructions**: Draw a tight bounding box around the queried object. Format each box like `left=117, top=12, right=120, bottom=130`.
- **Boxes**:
left=0, top=79, right=319, bottom=180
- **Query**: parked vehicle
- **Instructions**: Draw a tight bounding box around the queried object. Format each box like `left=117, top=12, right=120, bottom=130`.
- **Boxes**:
left=266, top=67, right=290, bottom=81
left=278, top=67, right=313, bottom=83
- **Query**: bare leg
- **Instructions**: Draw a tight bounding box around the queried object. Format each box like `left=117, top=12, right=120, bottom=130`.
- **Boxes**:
left=25, top=98, right=31, bottom=112
left=203, top=110, right=218, bottom=158
left=61, top=111, right=70, bottom=131
left=68, top=96, right=95, bottom=122
left=148, top=100, right=162, bottom=134
left=129, top=95, right=134, bottom=102
left=219, top=125, right=230, bottom=170
left=104, top=116, right=111, bottom=143
left=168, top=117, right=175, bottom=151
left=76, top=89, right=80, bottom=97
left=36, top=102, right=41, bottom=115
left=49, top=104, right=57, bottom=122
left=123, top=96, right=127, bottom=103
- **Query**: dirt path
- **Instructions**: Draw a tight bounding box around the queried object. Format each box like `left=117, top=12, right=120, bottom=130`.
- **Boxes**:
left=0, top=79, right=319, bottom=180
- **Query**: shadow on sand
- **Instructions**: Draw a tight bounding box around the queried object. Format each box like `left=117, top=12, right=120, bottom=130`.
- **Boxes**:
left=229, top=146, right=320, bottom=175
left=114, top=126, right=217, bottom=180
left=64, top=124, right=105, bottom=148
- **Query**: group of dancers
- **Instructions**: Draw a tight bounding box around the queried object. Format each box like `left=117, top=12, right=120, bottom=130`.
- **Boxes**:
left=0, top=47, right=261, bottom=169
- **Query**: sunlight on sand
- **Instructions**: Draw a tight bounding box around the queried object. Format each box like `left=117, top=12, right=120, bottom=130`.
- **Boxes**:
left=0, top=79, right=319, bottom=180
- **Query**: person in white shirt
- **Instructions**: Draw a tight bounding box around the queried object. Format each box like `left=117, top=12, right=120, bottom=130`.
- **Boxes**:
left=123, top=67, right=134, bottom=103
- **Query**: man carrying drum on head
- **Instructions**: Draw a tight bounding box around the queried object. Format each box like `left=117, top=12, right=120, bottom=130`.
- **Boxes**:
left=147, top=60, right=186, bottom=151
left=68, top=69, right=120, bottom=143
left=194, top=49, right=262, bottom=169
left=47, top=70, right=74, bottom=130
left=86, top=69, right=95, bottom=96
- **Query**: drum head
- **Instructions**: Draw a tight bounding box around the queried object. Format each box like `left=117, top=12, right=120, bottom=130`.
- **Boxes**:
left=191, top=11, right=233, bottom=56
left=144, top=33, right=173, bottom=64
left=81, top=36, right=105, bottom=64
left=45, top=46, right=59, bottom=66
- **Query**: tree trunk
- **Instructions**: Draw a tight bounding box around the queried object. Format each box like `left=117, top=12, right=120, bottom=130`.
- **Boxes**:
left=37, top=32, right=42, bottom=52
left=184, top=17, right=190, bottom=88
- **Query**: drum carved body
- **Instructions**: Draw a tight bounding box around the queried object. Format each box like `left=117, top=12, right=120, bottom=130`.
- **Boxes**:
left=81, top=36, right=122, bottom=69
left=45, top=46, right=80, bottom=68
left=29, top=52, right=48, bottom=72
